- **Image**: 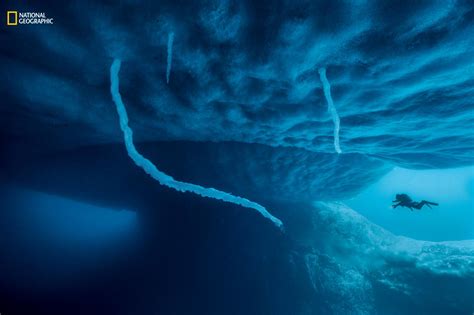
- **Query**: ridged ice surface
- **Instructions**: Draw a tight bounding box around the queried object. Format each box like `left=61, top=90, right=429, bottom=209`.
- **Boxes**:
left=1, top=1, right=473, bottom=169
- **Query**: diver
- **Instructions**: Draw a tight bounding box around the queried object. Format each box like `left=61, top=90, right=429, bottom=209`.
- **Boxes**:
left=392, top=194, right=438, bottom=211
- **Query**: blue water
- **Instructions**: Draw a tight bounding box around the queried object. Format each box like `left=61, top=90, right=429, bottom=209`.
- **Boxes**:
left=1, top=0, right=473, bottom=314
left=1, top=185, right=138, bottom=289
left=347, top=166, right=474, bottom=241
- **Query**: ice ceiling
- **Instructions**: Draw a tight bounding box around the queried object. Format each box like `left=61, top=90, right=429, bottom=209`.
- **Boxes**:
left=1, top=0, right=473, bottom=206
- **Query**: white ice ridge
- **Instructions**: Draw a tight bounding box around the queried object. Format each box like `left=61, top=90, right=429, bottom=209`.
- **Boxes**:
left=166, top=32, right=174, bottom=84
left=318, top=68, right=342, bottom=154
left=110, top=59, right=284, bottom=229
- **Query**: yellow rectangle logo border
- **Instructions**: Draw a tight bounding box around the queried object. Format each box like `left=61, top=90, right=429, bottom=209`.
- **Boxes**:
left=7, top=11, right=18, bottom=26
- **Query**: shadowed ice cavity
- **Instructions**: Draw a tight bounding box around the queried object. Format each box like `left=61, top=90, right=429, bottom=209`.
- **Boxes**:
left=110, top=59, right=283, bottom=229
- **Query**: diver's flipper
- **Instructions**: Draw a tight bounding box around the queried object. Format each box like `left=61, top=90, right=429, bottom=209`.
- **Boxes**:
left=422, top=201, right=439, bottom=207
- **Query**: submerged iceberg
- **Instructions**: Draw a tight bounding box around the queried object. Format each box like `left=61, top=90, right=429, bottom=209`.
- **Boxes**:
left=301, top=202, right=474, bottom=314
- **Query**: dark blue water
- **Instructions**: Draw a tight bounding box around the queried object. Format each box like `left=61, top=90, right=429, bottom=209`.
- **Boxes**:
left=1, top=1, right=473, bottom=314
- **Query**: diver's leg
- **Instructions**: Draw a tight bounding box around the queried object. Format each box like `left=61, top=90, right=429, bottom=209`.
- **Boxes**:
left=411, top=202, right=422, bottom=210
left=417, top=201, right=430, bottom=209
left=418, top=201, right=436, bottom=209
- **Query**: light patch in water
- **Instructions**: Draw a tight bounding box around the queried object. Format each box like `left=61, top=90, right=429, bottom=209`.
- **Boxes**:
left=346, top=166, right=474, bottom=241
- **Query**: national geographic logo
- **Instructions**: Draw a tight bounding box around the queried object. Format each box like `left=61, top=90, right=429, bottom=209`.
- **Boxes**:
left=6, top=11, right=54, bottom=26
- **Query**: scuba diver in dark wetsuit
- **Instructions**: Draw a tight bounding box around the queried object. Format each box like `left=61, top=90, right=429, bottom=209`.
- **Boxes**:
left=392, top=194, right=438, bottom=211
